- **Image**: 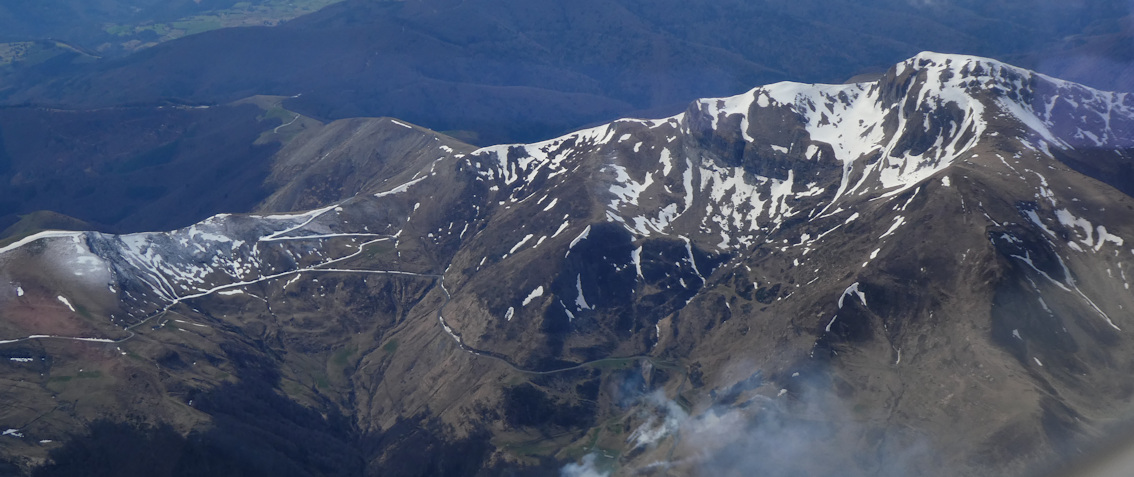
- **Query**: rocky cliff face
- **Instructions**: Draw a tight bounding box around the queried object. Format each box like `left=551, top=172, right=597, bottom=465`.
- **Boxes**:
left=2, top=53, right=1134, bottom=476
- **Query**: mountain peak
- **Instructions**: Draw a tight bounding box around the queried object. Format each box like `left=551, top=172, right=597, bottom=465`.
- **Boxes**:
left=459, top=54, right=1134, bottom=260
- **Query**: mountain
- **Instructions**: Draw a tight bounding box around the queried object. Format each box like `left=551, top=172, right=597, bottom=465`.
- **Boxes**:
left=2, top=53, right=1134, bottom=476
left=0, top=101, right=283, bottom=236
left=2, top=0, right=1131, bottom=145
left=0, top=95, right=474, bottom=239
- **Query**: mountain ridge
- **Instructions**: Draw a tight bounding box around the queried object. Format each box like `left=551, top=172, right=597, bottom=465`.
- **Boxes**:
left=2, top=52, right=1134, bottom=476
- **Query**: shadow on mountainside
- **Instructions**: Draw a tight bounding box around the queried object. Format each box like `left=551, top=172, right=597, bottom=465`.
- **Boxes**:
left=29, top=337, right=515, bottom=477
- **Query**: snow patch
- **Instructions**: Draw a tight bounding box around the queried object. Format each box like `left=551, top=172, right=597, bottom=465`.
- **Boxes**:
left=522, top=286, right=544, bottom=306
left=56, top=296, right=76, bottom=312
left=631, top=246, right=643, bottom=279
left=373, top=175, right=427, bottom=198
left=566, top=225, right=591, bottom=257
left=508, top=234, right=535, bottom=254
left=575, top=275, right=591, bottom=310
left=1024, top=210, right=1057, bottom=238
left=838, top=282, right=867, bottom=309
left=879, top=216, right=905, bottom=239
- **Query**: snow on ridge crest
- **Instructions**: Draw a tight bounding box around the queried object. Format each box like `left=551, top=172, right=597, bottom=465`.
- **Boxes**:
left=463, top=53, right=1130, bottom=248
left=906, top=52, right=1134, bottom=149
left=1, top=203, right=362, bottom=314
left=460, top=53, right=995, bottom=246
left=736, top=55, right=990, bottom=206
left=464, top=52, right=1128, bottom=196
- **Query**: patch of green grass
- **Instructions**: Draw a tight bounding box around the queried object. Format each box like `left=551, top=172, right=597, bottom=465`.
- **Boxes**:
left=74, top=303, right=93, bottom=319
left=363, top=241, right=396, bottom=259
left=588, top=358, right=637, bottom=370
left=138, top=23, right=172, bottom=37
left=381, top=340, right=399, bottom=354
left=100, top=0, right=351, bottom=53
left=171, top=19, right=223, bottom=36
left=0, top=42, right=75, bottom=67
left=557, top=428, right=603, bottom=460
left=591, top=449, right=620, bottom=470
left=104, top=24, right=133, bottom=36
left=648, top=358, right=683, bottom=370
left=586, top=428, right=601, bottom=447
left=331, top=346, right=356, bottom=366
left=46, top=370, right=101, bottom=383
left=258, top=106, right=294, bottom=123
left=281, top=379, right=307, bottom=398
left=503, top=439, right=557, bottom=457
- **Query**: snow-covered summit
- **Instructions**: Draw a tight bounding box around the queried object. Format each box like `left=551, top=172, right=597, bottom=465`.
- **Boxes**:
left=466, top=53, right=1134, bottom=250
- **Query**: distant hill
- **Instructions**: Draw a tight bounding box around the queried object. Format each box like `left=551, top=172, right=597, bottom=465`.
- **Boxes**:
left=2, top=0, right=1131, bottom=145
left=0, top=0, right=347, bottom=55
left=0, top=102, right=284, bottom=234
left=0, top=96, right=477, bottom=236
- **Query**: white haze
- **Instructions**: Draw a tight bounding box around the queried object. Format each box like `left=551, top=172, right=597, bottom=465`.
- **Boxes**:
left=562, top=376, right=933, bottom=477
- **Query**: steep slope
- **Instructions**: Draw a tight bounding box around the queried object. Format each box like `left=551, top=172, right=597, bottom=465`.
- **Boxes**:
left=257, top=117, right=478, bottom=212
left=2, top=53, right=1134, bottom=476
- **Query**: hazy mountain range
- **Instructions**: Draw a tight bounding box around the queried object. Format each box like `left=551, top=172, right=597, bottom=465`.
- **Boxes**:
left=1, top=0, right=1131, bottom=238
left=1, top=0, right=1132, bottom=147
